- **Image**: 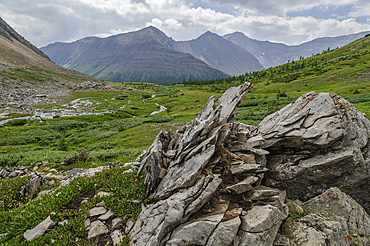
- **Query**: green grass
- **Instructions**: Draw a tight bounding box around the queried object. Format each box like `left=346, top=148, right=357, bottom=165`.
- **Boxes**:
left=0, top=166, right=146, bottom=245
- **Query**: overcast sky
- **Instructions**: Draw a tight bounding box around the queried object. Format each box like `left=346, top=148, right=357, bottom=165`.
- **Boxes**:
left=1, top=0, right=370, bottom=47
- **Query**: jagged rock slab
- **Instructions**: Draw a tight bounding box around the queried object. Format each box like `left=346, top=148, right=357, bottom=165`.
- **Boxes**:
left=166, top=213, right=224, bottom=245
left=88, top=220, right=108, bottom=239
left=206, top=216, right=241, bottom=246
left=111, top=230, right=124, bottom=245
left=24, top=215, right=53, bottom=241
left=130, top=175, right=222, bottom=246
left=89, top=207, right=107, bottom=217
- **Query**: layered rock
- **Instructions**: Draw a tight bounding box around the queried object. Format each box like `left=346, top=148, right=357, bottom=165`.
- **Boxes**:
left=131, top=83, right=288, bottom=246
left=247, top=92, right=370, bottom=212
left=131, top=86, right=370, bottom=246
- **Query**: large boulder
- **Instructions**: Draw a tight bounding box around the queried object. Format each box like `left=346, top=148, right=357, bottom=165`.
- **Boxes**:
left=245, top=92, right=370, bottom=212
left=277, top=187, right=370, bottom=246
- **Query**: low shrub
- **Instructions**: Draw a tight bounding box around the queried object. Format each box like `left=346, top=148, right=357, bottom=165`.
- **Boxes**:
left=4, top=119, right=27, bottom=126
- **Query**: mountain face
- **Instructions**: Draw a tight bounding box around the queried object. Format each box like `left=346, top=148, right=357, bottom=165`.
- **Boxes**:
left=168, top=31, right=264, bottom=76
left=224, top=31, right=370, bottom=68
left=41, top=27, right=230, bottom=84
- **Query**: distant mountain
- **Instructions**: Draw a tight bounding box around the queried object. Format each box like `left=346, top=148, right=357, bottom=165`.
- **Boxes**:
left=168, top=31, right=264, bottom=76
left=0, top=16, right=81, bottom=75
left=41, top=27, right=230, bottom=84
left=224, top=31, right=370, bottom=68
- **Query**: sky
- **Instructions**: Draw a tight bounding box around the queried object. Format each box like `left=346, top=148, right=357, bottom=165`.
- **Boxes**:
left=1, top=0, right=370, bottom=48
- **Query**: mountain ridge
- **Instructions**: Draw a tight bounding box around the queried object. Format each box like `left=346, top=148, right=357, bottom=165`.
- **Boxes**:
left=42, top=26, right=229, bottom=84
left=168, top=31, right=264, bottom=75
left=224, top=30, right=370, bottom=68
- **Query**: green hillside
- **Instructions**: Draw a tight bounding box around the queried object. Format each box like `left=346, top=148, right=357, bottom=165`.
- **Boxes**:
left=182, top=34, right=370, bottom=124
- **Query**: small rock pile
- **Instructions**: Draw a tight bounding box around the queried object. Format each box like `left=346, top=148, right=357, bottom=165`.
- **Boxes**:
left=68, top=81, right=126, bottom=91
left=0, top=166, right=30, bottom=179
left=22, top=191, right=135, bottom=245
left=130, top=82, right=370, bottom=246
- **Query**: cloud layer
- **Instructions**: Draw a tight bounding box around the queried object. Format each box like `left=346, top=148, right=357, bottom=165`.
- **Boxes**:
left=1, top=0, right=369, bottom=47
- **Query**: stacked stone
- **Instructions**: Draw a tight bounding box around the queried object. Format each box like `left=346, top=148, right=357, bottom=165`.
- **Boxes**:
left=130, top=83, right=289, bottom=246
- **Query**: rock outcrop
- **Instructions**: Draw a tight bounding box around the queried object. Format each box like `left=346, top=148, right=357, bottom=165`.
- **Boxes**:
left=277, top=187, right=370, bottom=245
left=131, top=83, right=288, bottom=245
left=131, top=84, right=370, bottom=246
left=252, top=92, right=370, bottom=212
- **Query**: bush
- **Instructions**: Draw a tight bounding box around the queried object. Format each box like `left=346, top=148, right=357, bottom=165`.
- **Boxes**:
left=276, top=91, right=287, bottom=98
left=5, top=119, right=27, bottom=126
left=63, top=150, right=90, bottom=165
left=365, top=33, right=370, bottom=38
left=41, top=120, right=90, bottom=132
left=141, top=94, right=151, bottom=99
left=116, top=95, right=128, bottom=100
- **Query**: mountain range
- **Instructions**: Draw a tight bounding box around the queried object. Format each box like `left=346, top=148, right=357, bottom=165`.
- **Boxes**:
left=41, top=26, right=370, bottom=84
left=224, top=30, right=370, bottom=68
left=41, top=27, right=256, bottom=84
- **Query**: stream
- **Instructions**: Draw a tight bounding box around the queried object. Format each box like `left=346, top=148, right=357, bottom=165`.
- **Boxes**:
left=0, top=98, right=167, bottom=125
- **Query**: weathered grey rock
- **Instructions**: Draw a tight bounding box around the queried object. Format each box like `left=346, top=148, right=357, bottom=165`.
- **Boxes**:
left=111, top=230, right=124, bottom=245
left=84, top=218, right=91, bottom=228
left=282, top=214, right=349, bottom=246
left=246, top=186, right=283, bottom=201
left=240, top=205, right=288, bottom=233
left=130, top=175, right=222, bottom=246
left=166, top=213, right=224, bottom=246
left=130, top=86, right=370, bottom=246
left=206, top=216, right=241, bottom=246
left=96, top=200, right=105, bottom=206
left=20, top=174, right=45, bottom=199
left=24, top=215, right=53, bottom=241
left=87, top=220, right=108, bottom=239
left=98, top=209, right=114, bottom=220
left=112, top=217, right=123, bottom=229
left=125, top=219, right=135, bottom=234
left=275, top=187, right=370, bottom=246
left=238, top=221, right=282, bottom=246
left=59, top=220, right=68, bottom=226
left=89, top=207, right=107, bottom=217
left=250, top=92, right=370, bottom=212
left=95, top=191, right=111, bottom=198
left=304, top=187, right=370, bottom=245
left=225, top=176, right=258, bottom=194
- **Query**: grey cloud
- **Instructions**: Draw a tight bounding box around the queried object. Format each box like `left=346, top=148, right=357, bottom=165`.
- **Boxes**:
left=204, top=0, right=358, bottom=15
left=0, top=0, right=152, bottom=47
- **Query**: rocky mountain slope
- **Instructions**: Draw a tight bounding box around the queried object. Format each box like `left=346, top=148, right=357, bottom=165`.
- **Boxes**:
left=168, top=31, right=264, bottom=76
left=224, top=30, right=370, bottom=68
left=41, top=27, right=230, bottom=84
left=0, top=16, right=119, bottom=116
left=0, top=17, right=82, bottom=75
